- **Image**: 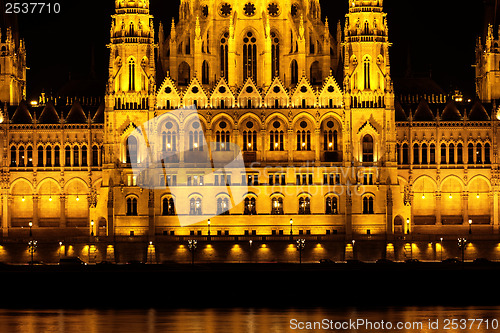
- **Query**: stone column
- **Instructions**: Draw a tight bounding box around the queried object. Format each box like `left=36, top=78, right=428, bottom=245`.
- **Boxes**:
left=435, top=192, right=442, bottom=225
left=32, top=195, right=39, bottom=228
left=179, top=130, right=185, bottom=163
left=493, top=190, right=499, bottom=234
left=1, top=191, right=8, bottom=237
left=462, top=192, right=469, bottom=226
left=59, top=195, right=66, bottom=228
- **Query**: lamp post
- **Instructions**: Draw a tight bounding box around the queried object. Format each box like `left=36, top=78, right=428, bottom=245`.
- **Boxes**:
left=440, top=238, right=443, bottom=262
left=290, top=218, right=293, bottom=235
left=90, top=220, right=95, bottom=237
left=468, top=219, right=472, bottom=235
left=406, top=218, right=410, bottom=235
left=29, top=221, right=33, bottom=237
left=59, top=241, right=63, bottom=261
left=207, top=219, right=211, bottom=240
left=458, top=238, right=467, bottom=262
left=296, top=239, right=306, bottom=264
left=28, top=240, right=37, bottom=265
left=188, top=239, right=197, bottom=265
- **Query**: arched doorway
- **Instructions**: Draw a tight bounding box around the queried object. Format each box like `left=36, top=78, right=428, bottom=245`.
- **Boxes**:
left=394, top=215, right=404, bottom=234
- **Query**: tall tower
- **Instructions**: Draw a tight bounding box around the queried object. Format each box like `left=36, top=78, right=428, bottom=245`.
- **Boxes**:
left=0, top=3, right=26, bottom=106
left=105, top=0, right=156, bottom=165
left=100, top=0, right=157, bottom=236
left=343, top=0, right=398, bottom=234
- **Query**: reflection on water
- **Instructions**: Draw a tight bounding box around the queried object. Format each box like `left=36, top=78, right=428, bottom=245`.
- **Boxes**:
left=0, top=307, right=499, bottom=333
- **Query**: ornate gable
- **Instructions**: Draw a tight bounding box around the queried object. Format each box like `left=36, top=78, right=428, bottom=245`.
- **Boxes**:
left=210, top=78, right=236, bottom=108
left=318, top=75, right=343, bottom=108
left=237, top=78, right=262, bottom=108
left=183, top=77, right=208, bottom=108
left=264, top=77, right=289, bottom=108
left=157, top=75, right=182, bottom=110
left=291, top=75, right=316, bottom=108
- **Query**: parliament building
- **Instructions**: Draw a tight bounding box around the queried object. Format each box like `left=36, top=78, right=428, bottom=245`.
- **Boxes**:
left=0, top=0, right=499, bottom=252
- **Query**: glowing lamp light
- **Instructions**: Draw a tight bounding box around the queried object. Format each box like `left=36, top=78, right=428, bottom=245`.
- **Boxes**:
left=49, top=196, right=53, bottom=202
left=30, top=100, right=38, bottom=107
left=76, top=196, right=80, bottom=202
left=194, top=143, right=199, bottom=148
left=274, top=143, right=279, bottom=148
left=449, top=194, right=453, bottom=199
left=476, top=194, right=480, bottom=199
left=21, top=196, right=25, bottom=202
left=421, top=194, right=425, bottom=200
left=166, top=144, right=171, bottom=149
left=329, top=142, right=333, bottom=148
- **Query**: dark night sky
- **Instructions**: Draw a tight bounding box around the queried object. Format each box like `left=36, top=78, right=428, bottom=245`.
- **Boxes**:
left=14, top=0, right=485, bottom=101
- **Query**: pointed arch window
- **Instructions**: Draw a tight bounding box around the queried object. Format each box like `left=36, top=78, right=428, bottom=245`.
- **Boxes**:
left=441, top=143, right=447, bottom=164
left=476, top=143, right=483, bottom=164
left=457, top=143, right=463, bottom=164
left=402, top=143, right=409, bottom=165
left=26, top=146, right=33, bottom=167
left=421, top=143, right=428, bottom=164
left=297, top=130, right=311, bottom=151
left=45, top=146, right=52, bottom=167
left=243, top=31, right=257, bottom=82
left=220, top=32, right=229, bottom=79
left=298, top=197, right=311, bottom=215
left=468, top=143, right=474, bottom=164
left=73, top=146, right=80, bottom=166
left=162, top=198, right=176, bottom=216
left=128, top=59, right=136, bottom=91
left=126, top=197, right=138, bottom=216
left=81, top=146, right=88, bottom=167
left=363, top=57, right=371, bottom=90
left=18, top=146, right=25, bottom=167
left=129, top=22, right=135, bottom=36
left=243, top=130, right=257, bottom=151
left=54, top=146, right=60, bottom=167
left=92, top=145, right=99, bottom=166
left=244, top=197, right=257, bottom=215
left=413, top=143, right=419, bottom=165
left=216, top=130, right=231, bottom=151
left=430, top=144, right=436, bottom=164
left=65, top=146, right=71, bottom=166
left=485, top=143, right=491, bottom=164
left=363, top=196, right=374, bottom=214
left=202, top=60, right=209, bottom=85
left=326, top=197, right=338, bottom=215
left=190, top=197, right=202, bottom=215
left=364, top=21, right=370, bottom=35
left=126, top=136, right=138, bottom=164
left=291, top=59, right=299, bottom=84
left=449, top=143, right=455, bottom=164
left=217, top=197, right=230, bottom=215
left=37, top=146, right=44, bottom=167
left=271, top=32, right=280, bottom=78
left=362, top=135, right=374, bottom=162
left=271, top=197, right=284, bottom=215
left=324, top=130, right=338, bottom=151
left=10, top=146, right=16, bottom=167
left=270, top=130, right=284, bottom=151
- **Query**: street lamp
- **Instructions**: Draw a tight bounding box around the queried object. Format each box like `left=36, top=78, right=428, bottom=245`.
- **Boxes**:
left=290, top=218, right=293, bottom=236
left=469, top=219, right=472, bottom=235
left=296, top=239, right=306, bottom=264
left=59, top=241, right=63, bottom=260
left=208, top=219, right=211, bottom=237
left=188, top=239, right=197, bottom=265
left=458, top=238, right=467, bottom=262
left=440, top=238, right=443, bottom=261
left=406, top=218, right=410, bottom=234
left=90, top=220, right=95, bottom=237
left=28, top=240, right=37, bottom=265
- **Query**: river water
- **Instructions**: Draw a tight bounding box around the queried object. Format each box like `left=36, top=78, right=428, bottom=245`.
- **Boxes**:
left=0, top=307, right=498, bottom=332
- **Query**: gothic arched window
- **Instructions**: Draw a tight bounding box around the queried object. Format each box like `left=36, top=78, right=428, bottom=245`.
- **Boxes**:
left=243, top=31, right=257, bottom=82
left=291, top=59, right=299, bottom=84
left=128, top=59, right=136, bottom=91
left=363, top=57, right=371, bottom=90
left=326, top=197, right=338, bottom=215
left=162, top=198, right=175, bottom=216
left=126, top=136, right=138, bottom=164
left=126, top=197, right=138, bottom=216
left=271, top=197, right=283, bottom=215
left=362, top=135, right=374, bottom=162
left=202, top=60, right=209, bottom=85
left=271, top=32, right=280, bottom=78
left=220, top=32, right=229, bottom=79
left=363, top=196, right=374, bottom=214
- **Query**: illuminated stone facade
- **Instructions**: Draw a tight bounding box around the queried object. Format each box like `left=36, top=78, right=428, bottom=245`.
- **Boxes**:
left=0, top=0, right=498, bottom=242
